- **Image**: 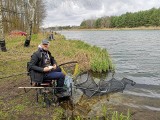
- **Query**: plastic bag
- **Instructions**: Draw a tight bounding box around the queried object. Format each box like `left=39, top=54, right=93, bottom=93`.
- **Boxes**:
left=64, top=74, right=73, bottom=92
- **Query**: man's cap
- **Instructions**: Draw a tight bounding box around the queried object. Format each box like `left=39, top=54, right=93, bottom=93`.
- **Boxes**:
left=41, top=39, right=49, bottom=45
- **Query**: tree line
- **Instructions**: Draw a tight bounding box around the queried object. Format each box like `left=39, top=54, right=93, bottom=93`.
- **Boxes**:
left=1, top=0, right=46, bottom=34
left=80, top=8, right=160, bottom=29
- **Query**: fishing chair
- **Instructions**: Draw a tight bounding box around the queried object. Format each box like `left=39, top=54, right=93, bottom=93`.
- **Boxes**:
left=19, top=61, right=79, bottom=107
left=27, top=72, right=56, bottom=107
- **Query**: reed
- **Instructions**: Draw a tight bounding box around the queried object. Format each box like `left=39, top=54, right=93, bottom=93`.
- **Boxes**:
left=0, top=33, right=113, bottom=78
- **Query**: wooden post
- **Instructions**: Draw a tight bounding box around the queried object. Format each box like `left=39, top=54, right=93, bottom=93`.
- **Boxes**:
left=0, top=0, right=7, bottom=52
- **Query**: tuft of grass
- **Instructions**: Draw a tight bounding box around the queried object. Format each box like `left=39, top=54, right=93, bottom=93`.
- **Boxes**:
left=90, top=48, right=114, bottom=72
left=0, top=111, right=9, bottom=119
left=12, top=104, right=26, bottom=112
left=1, top=33, right=113, bottom=79
left=74, top=116, right=82, bottom=120
left=52, top=107, right=64, bottom=120
left=111, top=110, right=131, bottom=120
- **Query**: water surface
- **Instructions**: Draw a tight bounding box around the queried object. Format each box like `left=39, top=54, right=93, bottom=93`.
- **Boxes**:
left=60, top=30, right=160, bottom=85
left=59, top=30, right=160, bottom=113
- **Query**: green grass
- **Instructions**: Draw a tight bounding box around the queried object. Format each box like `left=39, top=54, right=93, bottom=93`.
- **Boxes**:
left=0, top=33, right=114, bottom=78
left=0, top=33, right=117, bottom=120
left=65, top=105, right=131, bottom=120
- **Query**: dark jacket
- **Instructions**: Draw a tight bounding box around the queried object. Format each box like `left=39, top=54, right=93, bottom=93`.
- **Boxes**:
left=29, top=49, right=56, bottom=83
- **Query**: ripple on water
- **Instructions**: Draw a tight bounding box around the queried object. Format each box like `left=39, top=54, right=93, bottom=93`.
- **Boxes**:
left=61, top=30, right=160, bottom=115
left=124, top=90, right=160, bottom=99
left=123, top=103, right=160, bottom=111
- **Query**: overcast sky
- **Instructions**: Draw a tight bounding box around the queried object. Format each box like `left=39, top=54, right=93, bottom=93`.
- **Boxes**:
left=42, top=0, right=160, bottom=28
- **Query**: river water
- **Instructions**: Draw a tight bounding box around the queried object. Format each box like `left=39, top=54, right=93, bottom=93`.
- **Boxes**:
left=59, top=30, right=160, bottom=116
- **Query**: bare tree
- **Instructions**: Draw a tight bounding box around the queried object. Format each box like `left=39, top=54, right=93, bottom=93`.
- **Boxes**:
left=0, top=0, right=7, bottom=52
left=33, top=0, right=46, bottom=33
left=1, top=0, right=46, bottom=33
left=0, top=0, right=46, bottom=48
left=24, top=0, right=37, bottom=47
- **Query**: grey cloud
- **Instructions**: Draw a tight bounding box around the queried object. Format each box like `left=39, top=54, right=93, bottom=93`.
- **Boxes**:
left=43, top=0, right=160, bottom=27
left=46, top=0, right=103, bottom=10
left=75, top=0, right=103, bottom=10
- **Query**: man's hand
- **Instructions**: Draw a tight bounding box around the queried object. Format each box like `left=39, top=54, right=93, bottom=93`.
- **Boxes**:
left=43, top=67, right=51, bottom=72
left=43, top=64, right=57, bottom=72
left=53, top=64, right=57, bottom=69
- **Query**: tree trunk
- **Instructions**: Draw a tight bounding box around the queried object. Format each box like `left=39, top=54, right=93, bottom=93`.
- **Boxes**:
left=24, top=20, right=32, bottom=47
left=24, top=0, right=37, bottom=47
left=0, top=0, right=7, bottom=52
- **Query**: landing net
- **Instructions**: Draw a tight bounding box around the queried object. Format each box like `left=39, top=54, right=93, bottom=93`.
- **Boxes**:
left=74, top=72, right=136, bottom=97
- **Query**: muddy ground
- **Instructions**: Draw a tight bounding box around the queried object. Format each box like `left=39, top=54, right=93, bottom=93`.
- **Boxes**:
left=0, top=76, right=160, bottom=120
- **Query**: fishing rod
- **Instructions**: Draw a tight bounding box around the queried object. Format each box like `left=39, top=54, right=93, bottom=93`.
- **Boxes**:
left=0, top=61, right=78, bottom=79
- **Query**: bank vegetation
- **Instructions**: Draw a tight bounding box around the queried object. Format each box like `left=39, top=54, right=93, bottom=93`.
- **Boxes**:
left=0, top=33, right=114, bottom=79
left=0, top=34, right=130, bottom=120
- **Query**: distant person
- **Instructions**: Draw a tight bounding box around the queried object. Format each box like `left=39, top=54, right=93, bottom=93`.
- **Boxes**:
left=49, top=32, right=54, bottom=40
left=29, top=39, right=65, bottom=94
left=42, top=28, right=46, bottom=36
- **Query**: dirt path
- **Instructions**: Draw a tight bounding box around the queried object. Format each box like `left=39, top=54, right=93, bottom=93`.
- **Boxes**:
left=1, top=77, right=160, bottom=120
left=0, top=77, right=64, bottom=120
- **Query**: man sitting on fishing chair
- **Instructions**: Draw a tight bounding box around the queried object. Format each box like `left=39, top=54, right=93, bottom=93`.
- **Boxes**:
left=29, top=39, right=66, bottom=94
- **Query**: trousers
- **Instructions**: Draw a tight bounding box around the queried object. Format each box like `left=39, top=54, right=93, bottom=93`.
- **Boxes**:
left=43, top=67, right=65, bottom=92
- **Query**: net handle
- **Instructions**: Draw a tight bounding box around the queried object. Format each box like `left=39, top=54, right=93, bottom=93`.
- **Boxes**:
left=59, top=61, right=78, bottom=67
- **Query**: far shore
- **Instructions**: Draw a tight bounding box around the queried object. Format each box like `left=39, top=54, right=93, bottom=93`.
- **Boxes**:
left=62, top=26, right=160, bottom=31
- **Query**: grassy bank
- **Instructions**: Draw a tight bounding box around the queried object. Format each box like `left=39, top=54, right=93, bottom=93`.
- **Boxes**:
left=0, top=33, right=113, bottom=78
left=0, top=33, right=125, bottom=120
left=65, top=26, right=160, bottom=31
